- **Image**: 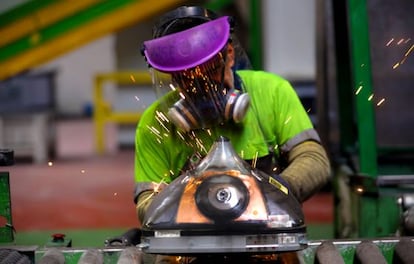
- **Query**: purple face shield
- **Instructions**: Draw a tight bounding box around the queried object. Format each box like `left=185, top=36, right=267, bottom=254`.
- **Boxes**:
left=142, top=16, right=231, bottom=72
left=142, top=16, right=250, bottom=132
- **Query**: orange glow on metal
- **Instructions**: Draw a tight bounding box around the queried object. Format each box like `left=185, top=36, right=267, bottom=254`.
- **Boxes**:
left=175, top=171, right=268, bottom=223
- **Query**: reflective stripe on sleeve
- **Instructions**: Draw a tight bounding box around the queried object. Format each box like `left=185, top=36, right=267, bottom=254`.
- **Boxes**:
left=280, top=128, right=321, bottom=153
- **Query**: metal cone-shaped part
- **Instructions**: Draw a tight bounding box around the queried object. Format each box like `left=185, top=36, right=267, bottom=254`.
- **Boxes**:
left=194, top=136, right=251, bottom=175
left=140, top=136, right=307, bottom=255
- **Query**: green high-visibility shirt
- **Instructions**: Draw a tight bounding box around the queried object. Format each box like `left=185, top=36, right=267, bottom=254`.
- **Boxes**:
left=134, top=70, right=314, bottom=187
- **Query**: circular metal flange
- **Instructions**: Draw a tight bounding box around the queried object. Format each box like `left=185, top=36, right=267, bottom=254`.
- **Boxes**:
left=195, top=174, right=249, bottom=221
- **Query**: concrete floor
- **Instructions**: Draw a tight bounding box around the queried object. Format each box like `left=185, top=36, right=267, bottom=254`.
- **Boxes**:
left=3, top=118, right=333, bottom=245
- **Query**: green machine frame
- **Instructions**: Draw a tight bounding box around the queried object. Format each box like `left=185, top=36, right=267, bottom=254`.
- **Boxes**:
left=0, top=172, right=13, bottom=243
left=333, top=0, right=414, bottom=238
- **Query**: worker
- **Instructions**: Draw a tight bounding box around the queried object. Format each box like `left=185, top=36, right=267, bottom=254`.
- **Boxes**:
left=134, top=5, right=330, bottom=226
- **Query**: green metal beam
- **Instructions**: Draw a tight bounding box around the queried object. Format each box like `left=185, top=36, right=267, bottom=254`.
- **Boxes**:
left=0, top=0, right=102, bottom=48
left=248, top=0, right=262, bottom=70
left=0, top=0, right=135, bottom=63
left=0, top=172, right=13, bottom=243
left=204, top=0, right=234, bottom=11
left=0, top=0, right=56, bottom=28
left=347, top=0, right=378, bottom=176
left=332, top=0, right=357, bottom=155
left=347, top=0, right=401, bottom=238
left=347, top=0, right=378, bottom=239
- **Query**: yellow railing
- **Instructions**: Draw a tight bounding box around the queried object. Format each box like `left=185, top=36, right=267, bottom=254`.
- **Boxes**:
left=93, top=71, right=152, bottom=154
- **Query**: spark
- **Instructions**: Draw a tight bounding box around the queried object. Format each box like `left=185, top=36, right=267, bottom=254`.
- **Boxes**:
left=306, top=108, right=311, bottom=113
left=405, top=44, right=414, bottom=57
left=397, top=38, right=405, bottom=45
left=194, top=137, right=207, bottom=153
left=272, top=167, right=278, bottom=172
left=154, top=178, right=167, bottom=193
left=81, top=169, right=85, bottom=174
left=404, top=38, right=411, bottom=44
left=113, top=192, right=118, bottom=196
left=177, top=131, right=185, bottom=141
left=377, top=98, right=385, bottom=106
left=169, top=84, right=177, bottom=91
left=355, top=85, right=363, bottom=95
left=156, top=111, right=169, bottom=123
left=146, top=125, right=162, bottom=139
left=155, top=115, right=170, bottom=132
left=240, top=150, right=244, bottom=159
left=179, top=92, right=186, bottom=99
left=386, top=38, right=394, bottom=46
left=252, top=152, right=259, bottom=169
left=48, top=161, right=53, bottom=167
left=130, top=75, right=136, bottom=82
left=355, top=187, right=364, bottom=194
left=284, top=116, right=292, bottom=125
left=368, top=94, right=374, bottom=101
left=393, top=44, right=413, bottom=69
left=134, top=96, right=140, bottom=101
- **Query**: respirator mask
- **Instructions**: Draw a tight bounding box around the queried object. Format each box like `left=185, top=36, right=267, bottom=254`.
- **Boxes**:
left=142, top=16, right=250, bottom=132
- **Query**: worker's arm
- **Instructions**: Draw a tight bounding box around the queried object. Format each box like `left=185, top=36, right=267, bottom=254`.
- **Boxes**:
left=280, top=140, right=331, bottom=202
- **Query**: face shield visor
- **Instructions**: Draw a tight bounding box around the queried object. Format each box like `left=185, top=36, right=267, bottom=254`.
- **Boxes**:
left=142, top=16, right=250, bottom=132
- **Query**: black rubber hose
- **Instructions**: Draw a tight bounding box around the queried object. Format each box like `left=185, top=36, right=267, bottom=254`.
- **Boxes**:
left=77, top=249, right=103, bottom=264
left=314, top=241, right=345, bottom=264
left=117, top=247, right=144, bottom=264
left=393, top=238, right=414, bottom=264
left=355, top=241, right=387, bottom=264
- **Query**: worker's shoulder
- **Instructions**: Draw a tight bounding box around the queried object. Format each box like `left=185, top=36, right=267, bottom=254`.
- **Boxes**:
left=137, top=98, right=164, bottom=130
left=237, top=69, right=288, bottom=81
left=140, top=90, right=175, bottom=119
left=236, top=70, right=291, bottom=92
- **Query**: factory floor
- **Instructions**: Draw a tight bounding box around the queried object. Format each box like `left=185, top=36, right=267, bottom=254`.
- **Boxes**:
left=3, top=118, right=334, bottom=247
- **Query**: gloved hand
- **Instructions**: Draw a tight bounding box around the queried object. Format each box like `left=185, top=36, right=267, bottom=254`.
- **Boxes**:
left=280, top=141, right=331, bottom=202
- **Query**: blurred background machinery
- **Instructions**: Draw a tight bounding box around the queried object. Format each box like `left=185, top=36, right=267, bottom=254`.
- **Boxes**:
left=321, top=0, right=414, bottom=239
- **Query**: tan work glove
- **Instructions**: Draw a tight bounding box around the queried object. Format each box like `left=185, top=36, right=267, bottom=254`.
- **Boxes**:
left=280, top=141, right=331, bottom=202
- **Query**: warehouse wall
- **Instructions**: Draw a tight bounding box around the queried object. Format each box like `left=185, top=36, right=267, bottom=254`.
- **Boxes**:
left=33, top=36, right=117, bottom=116
left=263, top=0, right=316, bottom=80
